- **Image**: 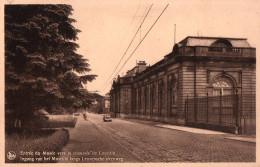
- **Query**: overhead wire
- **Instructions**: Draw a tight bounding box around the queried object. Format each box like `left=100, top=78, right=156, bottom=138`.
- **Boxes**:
left=102, top=4, right=169, bottom=93
left=103, top=4, right=153, bottom=87
left=107, top=4, right=140, bottom=74
left=113, top=4, right=169, bottom=79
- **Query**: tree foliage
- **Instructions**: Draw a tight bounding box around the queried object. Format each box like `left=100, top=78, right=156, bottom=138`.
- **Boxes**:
left=5, top=5, right=97, bottom=127
left=88, top=93, right=105, bottom=114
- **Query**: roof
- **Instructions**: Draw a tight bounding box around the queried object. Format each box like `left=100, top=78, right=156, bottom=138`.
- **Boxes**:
left=179, top=36, right=251, bottom=47
left=124, top=68, right=136, bottom=77
left=123, top=62, right=148, bottom=78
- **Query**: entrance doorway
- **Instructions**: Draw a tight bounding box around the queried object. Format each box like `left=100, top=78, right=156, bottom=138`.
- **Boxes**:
left=211, top=76, right=236, bottom=126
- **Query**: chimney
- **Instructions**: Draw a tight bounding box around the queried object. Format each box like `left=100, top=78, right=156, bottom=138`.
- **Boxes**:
left=135, top=61, right=148, bottom=74
left=137, top=61, right=147, bottom=66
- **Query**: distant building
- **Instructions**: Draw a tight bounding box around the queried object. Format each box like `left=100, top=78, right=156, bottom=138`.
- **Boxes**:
left=110, top=61, right=148, bottom=118
left=110, top=36, right=256, bottom=135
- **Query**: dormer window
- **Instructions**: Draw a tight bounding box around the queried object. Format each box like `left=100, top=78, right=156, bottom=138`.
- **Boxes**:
left=211, top=39, right=233, bottom=47
left=209, top=39, right=233, bottom=52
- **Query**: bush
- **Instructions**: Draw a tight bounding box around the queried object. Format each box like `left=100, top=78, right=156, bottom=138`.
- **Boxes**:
left=5, top=129, right=69, bottom=163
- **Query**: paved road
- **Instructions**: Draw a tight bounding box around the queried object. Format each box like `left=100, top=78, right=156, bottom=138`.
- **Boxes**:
left=58, top=113, right=141, bottom=163
left=59, top=112, right=255, bottom=163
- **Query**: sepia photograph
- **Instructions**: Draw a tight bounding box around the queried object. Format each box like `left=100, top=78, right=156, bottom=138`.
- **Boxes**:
left=0, top=0, right=259, bottom=166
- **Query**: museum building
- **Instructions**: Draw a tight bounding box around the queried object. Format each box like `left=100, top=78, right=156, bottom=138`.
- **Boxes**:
left=110, top=36, right=256, bottom=135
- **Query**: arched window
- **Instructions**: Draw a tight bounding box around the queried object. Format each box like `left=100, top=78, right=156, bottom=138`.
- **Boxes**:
left=209, top=39, right=232, bottom=52
left=213, top=76, right=234, bottom=96
left=211, top=75, right=235, bottom=125
left=211, top=39, right=232, bottom=47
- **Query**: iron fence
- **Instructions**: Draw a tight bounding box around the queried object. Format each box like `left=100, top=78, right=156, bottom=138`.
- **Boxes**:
left=185, top=93, right=255, bottom=135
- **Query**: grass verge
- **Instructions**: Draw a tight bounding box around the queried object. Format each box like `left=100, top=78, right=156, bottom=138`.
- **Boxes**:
left=5, top=129, right=69, bottom=163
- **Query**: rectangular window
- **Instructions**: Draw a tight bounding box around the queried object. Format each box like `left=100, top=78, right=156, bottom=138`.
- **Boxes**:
left=159, top=89, right=163, bottom=116
left=138, top=88, right=142, bottom=114
left=125, top=90, right=128, bottom=97
left=171, top=88, right=177, bottom=106
left=125, top=99, right=128, bottom=114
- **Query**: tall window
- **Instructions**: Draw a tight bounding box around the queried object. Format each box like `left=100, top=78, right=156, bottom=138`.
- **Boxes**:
left=115, top=91, right=119, bottom=113
left=212, top=75, right=235, bottom=123
left=144, top=86, right=148, bottom=114
left=138, top=88, right=142, bottom=114
left=169, top=75, right=177, bottom=117
left=171, top=87, right=177, bottom=106
left=125, top=99, right=128, bottom=114
left=150, top=84, right=156, bottom=116
left=134, top=88, right=138, bottom=114
left=158, top=80, right=164, bottom=116
left=124, top=90, right=128, bottom=97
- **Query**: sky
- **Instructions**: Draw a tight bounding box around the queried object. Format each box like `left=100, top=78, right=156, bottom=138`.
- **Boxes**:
left=69, top=0, right=260, bottom=95
left=1, top=0, right=260, bottom=95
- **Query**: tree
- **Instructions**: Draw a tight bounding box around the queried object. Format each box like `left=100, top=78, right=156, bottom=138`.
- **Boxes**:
left=5, top=5, right=97, bottom=128
left=88, top=93, right=105, bottom=114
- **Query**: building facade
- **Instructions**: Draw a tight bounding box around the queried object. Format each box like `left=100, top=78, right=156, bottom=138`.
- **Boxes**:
left=110, top=36, right=256, bottom=135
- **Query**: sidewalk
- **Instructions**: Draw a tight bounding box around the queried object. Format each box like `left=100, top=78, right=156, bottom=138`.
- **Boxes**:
left=156, top=124, right=227, bottom=135
left=124, top=118, right=256, bottom=143
left=224, top=136, right=256, bottom=143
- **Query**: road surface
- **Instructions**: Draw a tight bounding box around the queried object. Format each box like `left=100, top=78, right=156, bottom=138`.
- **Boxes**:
left=59, top=112, right=255, bottom=163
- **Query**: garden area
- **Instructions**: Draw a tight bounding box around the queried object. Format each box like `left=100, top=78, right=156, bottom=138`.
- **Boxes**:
left=5, top=129, right=69, bottom=163
left=5, top=114, right=78, bottom=163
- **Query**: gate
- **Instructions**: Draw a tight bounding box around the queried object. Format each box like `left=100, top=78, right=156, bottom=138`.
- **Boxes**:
left=185, top=92, right=240, bottom=133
